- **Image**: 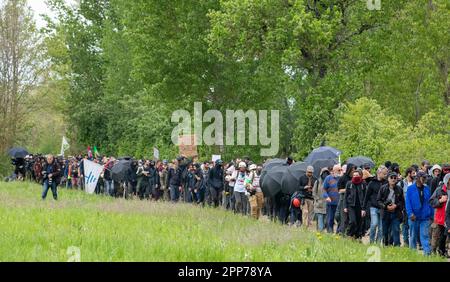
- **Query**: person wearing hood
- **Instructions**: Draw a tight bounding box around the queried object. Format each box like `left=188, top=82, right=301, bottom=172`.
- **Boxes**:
left=208, top=159, right=224, bottom=207
left=313, top=167, right=330, bottom=232
left=343, top=169, right=367, bottom=239
left=430, top=173, right=449, bottom=256
left=364, top=165, right=388, bottom=244
left=429, top=164, right=443, bottom=194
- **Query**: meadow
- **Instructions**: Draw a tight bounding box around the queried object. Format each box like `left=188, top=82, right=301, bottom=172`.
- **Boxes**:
left=0, top=182, right=444, bottom=262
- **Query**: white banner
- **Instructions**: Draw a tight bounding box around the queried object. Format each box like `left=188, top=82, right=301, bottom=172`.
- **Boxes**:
left=212, top=155, right=221, bottom=162
left=153, top=147, right=160, bottom=160
left=83, top=160, right=103, bottom=194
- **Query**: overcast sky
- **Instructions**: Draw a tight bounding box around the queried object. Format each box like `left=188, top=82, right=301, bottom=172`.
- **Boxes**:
left=28, top=0, right=53, bottom=28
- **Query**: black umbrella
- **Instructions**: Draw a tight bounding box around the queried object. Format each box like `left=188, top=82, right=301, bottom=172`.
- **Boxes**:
left=118, top=156, right=132, bottom=160
left=304, top=146, right=341, bottom=164
left=261, top=165, right=288, bottom=198
left=8, top=147, right=29, bottom=158
left=111, top=159, right=132, bottom=182
left=311, top=159, right=338, bottom=179
left=260, top=158, right=286, bottom=188
left=281, top=162, right=308, bottom=195
left=346, top=156, right=375, bottom=169
left=262, top=158, right=286, bottom=169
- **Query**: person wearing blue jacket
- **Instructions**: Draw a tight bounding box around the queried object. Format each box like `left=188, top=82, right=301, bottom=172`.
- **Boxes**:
left=405, top=171, right=433, bottom=255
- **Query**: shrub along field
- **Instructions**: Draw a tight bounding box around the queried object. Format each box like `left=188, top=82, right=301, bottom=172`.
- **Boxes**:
left=0, top=182, right=444, bottom=262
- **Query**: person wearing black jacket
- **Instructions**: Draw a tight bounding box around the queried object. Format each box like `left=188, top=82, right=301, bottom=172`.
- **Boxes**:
left=146, top=160, right=160, bottom=200
left=167, top=160, right=183, bottom=202
left=337, top=163, right=356, bottom=235
left=41, top=154, right=61, bottom=200
left=208, top=159, right=224, bottom=207
left=343, top=169, right=367, bottom=239
left=377, top=172, right=404, bottom=247
left=364, top=165, right=388, bottom=244
left=298, top=166, right=317, bottom=228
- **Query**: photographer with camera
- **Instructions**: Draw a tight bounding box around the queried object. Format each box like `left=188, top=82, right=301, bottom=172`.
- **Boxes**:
left=41, top=154, right=61, bottom=200
left=377, top=172, right=404, bottom=246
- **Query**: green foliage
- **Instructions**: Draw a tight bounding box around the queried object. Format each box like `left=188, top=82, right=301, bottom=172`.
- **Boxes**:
left=39, top=0, right=449, bottom=162
left=326, top=98, right=450, bottom=170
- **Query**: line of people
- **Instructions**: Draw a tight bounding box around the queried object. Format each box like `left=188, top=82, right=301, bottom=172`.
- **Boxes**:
left=7, top=153, right=450, bottom=257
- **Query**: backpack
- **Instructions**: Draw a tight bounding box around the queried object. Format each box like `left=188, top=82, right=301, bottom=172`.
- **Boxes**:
left=430, top=181, right=446, bottom=209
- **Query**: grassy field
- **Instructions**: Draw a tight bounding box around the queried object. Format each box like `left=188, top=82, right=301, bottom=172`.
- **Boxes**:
left=0, top=182, right=444, bottom=262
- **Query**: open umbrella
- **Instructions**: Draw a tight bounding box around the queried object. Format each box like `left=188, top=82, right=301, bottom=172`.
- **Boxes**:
left=111, top=159, right=132, bottom=182
left=118, top=156, right=132, bottom=161
left=8, top=147, right=29, bottom=158
left=304, top=146, right=341, bottom=164
left=260, top=158, right=286, bottom=188
left=311, top=159, right=338, bottom=179
left=346, top=156, right=375, bottom=169
left=261, top=165, right=288, bottom=198
left=281, top=162, right=308, bottom=195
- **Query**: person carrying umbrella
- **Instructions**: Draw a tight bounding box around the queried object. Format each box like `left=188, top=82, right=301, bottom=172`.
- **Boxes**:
left=41, top=154, right=61, bottom=200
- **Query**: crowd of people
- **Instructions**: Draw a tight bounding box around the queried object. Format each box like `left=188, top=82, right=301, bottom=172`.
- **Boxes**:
left=6, top=153, right=450, bottom=257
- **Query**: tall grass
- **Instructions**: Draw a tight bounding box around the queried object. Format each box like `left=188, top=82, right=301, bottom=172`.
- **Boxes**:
left=0, top=182, right=444, bottom=262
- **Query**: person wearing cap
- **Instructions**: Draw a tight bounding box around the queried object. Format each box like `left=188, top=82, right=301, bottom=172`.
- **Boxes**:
left=429, top=173, right=449, bottom=256
left=405, top=171, right=433, bottom=255
left=377, top=172, right=404, bottom=246
left=298, top=165, right=317, bottom=228
left=364, top=165, right=388, bottom=244
left=247, top=164, right=264, bottom=220
left=313, top=167, right=330, bottom=232
left=229, top=162, right=249, bottom=215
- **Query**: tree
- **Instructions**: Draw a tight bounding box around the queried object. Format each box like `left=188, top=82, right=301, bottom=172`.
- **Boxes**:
left=0, top=0, right=44, bottom=155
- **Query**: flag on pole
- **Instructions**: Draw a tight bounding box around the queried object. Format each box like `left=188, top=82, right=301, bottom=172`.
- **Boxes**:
left=60, top=136, right=70, bottom=157
left=93, top=146, right=100, bottom=158
left=83, top=159, right=103, bottom=194
left=153, top=147, right=160, bottom=160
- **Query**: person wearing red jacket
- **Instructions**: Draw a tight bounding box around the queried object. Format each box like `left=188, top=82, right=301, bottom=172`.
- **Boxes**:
left=431, top=173, right=449, bottom=256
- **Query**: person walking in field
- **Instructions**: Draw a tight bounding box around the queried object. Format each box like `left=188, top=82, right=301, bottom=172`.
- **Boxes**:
left=429, top=173, right=449, bottom=256
left=313, top=167, right=330, bottom=232
left=406, top=171, right=433, bottom=255
left=298, top=166, right=317, bottom=228
left=323, top=164, right=342, bottom=233
left=377, top=172, right=404, bottom=247
left=344, top=169, right=367, bottom=239
left=41, top=154, right=61, bottom=200
left=364, top=165, right=387, bottom=244
left=247, top=164, right=264, bottom=220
